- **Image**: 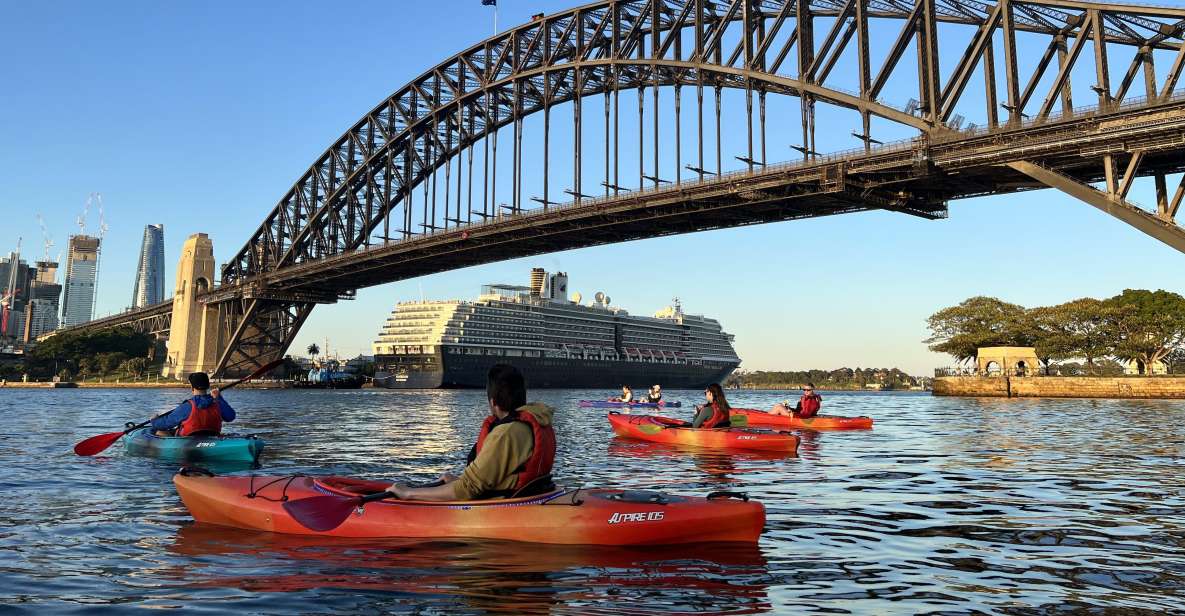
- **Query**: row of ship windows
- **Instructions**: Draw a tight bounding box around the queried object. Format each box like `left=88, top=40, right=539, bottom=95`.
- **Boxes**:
left=388, top=314, right=724, bottom=334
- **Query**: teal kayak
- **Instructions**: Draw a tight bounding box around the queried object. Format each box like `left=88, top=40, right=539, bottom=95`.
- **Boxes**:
left=124, top=428, right=264, bottom=464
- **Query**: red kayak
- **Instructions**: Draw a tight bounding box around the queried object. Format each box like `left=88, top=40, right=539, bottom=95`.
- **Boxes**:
left=730, top=408, right=874, bottom=430
left=173, top=472, right=764, bottom=545
left=607, top=413, right=799, bottom=452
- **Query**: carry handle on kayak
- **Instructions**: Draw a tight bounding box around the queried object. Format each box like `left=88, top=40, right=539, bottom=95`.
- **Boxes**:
left=706, top=491, right=749, bottom=502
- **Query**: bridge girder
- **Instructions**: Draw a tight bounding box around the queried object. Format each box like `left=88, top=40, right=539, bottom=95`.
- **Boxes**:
left=60, top=0, right=1182, bottom=376
left=222, top=0, right=1185, bottom=290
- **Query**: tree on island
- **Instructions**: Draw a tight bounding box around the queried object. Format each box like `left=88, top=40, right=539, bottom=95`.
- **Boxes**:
left=1165, top=348, right=1185, bottom=375
left=1053, top=298, right=1115, bottom=375
left=924, top=297, right=1029, bottom=364
left=927, top=290, right=1185, bottom=375
left=1105, top=289, right=1185, bottom=373
left=1024, top=306, right=1072, bottom=375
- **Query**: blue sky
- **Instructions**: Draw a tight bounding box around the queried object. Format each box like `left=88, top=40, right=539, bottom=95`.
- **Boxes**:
left=1, top=1, right=1181, bottom=375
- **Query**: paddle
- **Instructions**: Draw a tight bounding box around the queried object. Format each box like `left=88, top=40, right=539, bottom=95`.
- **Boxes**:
left=72, top=359, right=284, bottom=456
left=283, top=480, right=445, bottom=532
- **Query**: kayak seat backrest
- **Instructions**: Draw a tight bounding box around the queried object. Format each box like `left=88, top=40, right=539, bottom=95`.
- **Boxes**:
left=186, top=430, right=219, bottom=438
left=509, top=473, right=556, bottom=499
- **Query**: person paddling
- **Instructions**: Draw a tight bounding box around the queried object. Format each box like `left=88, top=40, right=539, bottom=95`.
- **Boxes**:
left=645, top=384, right=663, bottom=403
left=151, top=372, right=237, bottom=437
left=613, top=385, right=634, bottom=403
left=691, top=383, right=731, bottom=428
left=770, top=383, right=822, bottom=418
left=388, top=364, right=556, bottom=501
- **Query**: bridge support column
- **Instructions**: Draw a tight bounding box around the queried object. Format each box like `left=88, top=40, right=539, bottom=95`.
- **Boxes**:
left=162, top=233, right=221, bottom=379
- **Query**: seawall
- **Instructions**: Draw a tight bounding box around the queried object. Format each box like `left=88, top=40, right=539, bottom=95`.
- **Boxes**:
left=933, top=376, right=1185, bottom=399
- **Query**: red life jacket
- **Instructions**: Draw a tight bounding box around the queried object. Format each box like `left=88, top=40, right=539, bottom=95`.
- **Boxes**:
left=798, top=394, right=821, bottom=419
left=178, top=400, right=223, bottom=436
left=474, top=409, right=556, bottom=492
left=700, top=402, right=731, bottom=429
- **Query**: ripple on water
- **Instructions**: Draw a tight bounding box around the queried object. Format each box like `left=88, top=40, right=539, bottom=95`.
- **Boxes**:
left=0, top=388, right=1183, bottom=613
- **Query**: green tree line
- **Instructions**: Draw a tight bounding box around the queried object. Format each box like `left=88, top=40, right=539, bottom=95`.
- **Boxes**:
left=3, top=327, right=158, bottom=381
left=730, top=367, right=922, bottom=389
left=926, top=289, right=1185, bottom=375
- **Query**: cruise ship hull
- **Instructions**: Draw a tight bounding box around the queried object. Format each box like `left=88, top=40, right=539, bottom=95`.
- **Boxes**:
left=374, top=349, right=737, bottom=389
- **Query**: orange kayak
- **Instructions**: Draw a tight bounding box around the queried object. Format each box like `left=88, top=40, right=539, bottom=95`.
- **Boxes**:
left=173, top=472, right=764, bottom=545
left=730, top=408, right=874, bottom=430
left=607, top=413, right=799, bottom=452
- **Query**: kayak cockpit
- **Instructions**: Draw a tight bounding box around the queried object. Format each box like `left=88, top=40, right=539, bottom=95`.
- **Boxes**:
left=311, top=476, right=568, bottom=506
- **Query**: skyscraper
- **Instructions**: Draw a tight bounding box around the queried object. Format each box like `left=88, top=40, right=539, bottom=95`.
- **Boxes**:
left=132, top=224, right=165, bottom=308
left=61, top=235, right=100, bottom=327
left=0, top=252, right=33, bottom=339
left=23, top=261, right=61, bottom=341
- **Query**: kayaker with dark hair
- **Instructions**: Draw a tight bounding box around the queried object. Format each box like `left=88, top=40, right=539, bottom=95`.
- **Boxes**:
left=388, top=363, right=556, bottom=501
left=691, top=383, right=731, bottom=428
left=613, top=385, right=634, bottom=403
left=150, top=372, right=236, bottom=437
left=770, top=383, right=822, bottom=418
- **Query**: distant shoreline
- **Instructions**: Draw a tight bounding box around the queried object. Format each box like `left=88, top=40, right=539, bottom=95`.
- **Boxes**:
left=735, top=386, right=925, bottom=392
left=0, top=381, right=289, bottom=390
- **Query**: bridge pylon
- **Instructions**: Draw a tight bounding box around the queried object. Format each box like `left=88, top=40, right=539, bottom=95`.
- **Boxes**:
left=162, top=233, right=220, bottom=380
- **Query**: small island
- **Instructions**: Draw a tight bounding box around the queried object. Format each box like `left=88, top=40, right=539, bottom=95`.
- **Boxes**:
left=927, top=290, right=1185, bottom=399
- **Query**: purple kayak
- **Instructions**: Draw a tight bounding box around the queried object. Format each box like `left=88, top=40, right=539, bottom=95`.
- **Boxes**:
left=578, top=400, right=682, bottom=409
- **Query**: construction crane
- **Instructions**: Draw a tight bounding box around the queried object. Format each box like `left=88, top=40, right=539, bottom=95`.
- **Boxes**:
left=77, top=194, right=91, bottom=235
left=36, top=214, right=54, bottom=262
left=1, top=238, right=21, bottom=338
left=88, top=193, right=109, bottom=321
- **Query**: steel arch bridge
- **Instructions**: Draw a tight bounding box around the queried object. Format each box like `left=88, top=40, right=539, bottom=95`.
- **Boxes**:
left=63, top=0, right=1185, bottom=376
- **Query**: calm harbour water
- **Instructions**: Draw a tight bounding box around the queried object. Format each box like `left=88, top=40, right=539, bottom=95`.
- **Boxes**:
left=1, top=388, right=1183, bottom=614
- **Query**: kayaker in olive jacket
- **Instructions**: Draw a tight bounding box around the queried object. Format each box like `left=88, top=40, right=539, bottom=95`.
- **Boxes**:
left=388, top=364, right=556, bottom=501
left=150, top=372, right=236, bottom=436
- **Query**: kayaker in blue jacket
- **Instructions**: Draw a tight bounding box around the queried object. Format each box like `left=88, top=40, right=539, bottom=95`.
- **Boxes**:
left=151, top=372, right=236, bottom=437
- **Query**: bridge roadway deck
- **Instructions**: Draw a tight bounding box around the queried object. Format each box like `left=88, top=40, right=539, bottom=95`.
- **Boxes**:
left=212, top=97, right=1185, bottom=301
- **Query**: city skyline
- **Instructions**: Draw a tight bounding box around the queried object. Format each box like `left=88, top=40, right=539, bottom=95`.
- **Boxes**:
left=1, top=1, right=1182, bottom=374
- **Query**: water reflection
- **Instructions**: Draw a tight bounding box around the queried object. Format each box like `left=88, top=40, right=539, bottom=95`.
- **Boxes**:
left=3, top=388, right=1184, bottom=612
left=167, top=525, right=771, bottom=614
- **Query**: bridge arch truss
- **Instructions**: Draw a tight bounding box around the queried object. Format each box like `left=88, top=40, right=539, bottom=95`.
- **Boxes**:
left=198, top=0, right=1185, bottom=375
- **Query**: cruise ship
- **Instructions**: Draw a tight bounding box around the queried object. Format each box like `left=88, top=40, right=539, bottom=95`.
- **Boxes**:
left=372, top=269, right=740, bottom=389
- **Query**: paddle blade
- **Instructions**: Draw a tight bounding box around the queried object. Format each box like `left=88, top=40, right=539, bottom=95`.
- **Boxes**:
left=73, top=431, right=125, bottom=456
left=282, top=495, right=362, bottom=532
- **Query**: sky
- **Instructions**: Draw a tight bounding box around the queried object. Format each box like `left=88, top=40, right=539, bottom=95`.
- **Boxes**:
left=1, top=1, right=1181, bottom=376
